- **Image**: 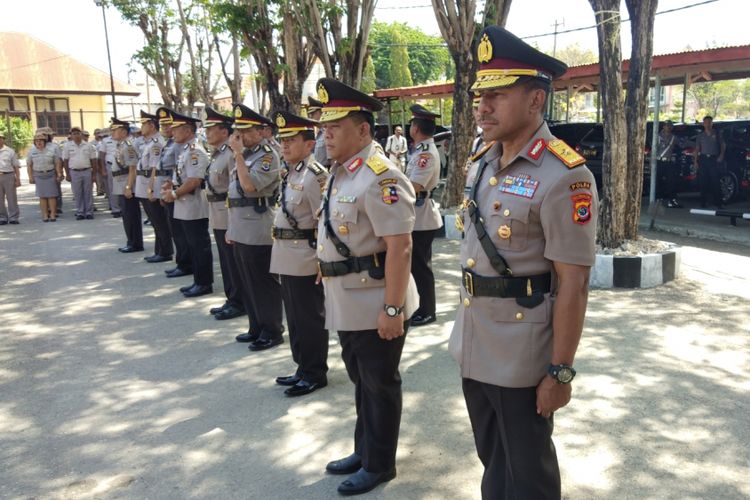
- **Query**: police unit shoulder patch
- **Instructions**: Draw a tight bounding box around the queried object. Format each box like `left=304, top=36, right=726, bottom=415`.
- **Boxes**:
left=547, top=139, right=585, bottom=168
left=418, top=153, right=431, bottom=169
left=260, top=154, right=273, bottom=171
left=381, top=185, right=399, bottom=204
left=471, top=141, right=495, bottom=162
left=367, top=156, right=389, bottom=176
left=571, top=193, right=593, bottom=224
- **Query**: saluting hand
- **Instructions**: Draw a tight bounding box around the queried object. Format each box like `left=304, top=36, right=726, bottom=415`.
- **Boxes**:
left=229, top=132, right=243, bottom=153
left=377, top=311, right=404, bottom=340
left=535, top=375, right=572, bottom=419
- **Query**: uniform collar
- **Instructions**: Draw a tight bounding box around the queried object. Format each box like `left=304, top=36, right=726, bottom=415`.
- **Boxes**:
left=340, top=142, right=373, bottom=177
left=489, top=122, right=552, bottom=170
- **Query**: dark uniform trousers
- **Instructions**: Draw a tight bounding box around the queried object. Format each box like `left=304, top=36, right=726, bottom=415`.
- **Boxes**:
left=117, top=194, right=143, bottom=248
left=180, top=218, right=213, bottom=286
left=656, top=159, right=679, bottom=200
left=411, top=229, right=437, bottom=317
left=697, top=155, right=723, bottom=206
left=232, top=243, right=283, bottom=339
left=165, top=201, right=192, bottom=272
left=462, top=378, right=561, bottom=500
left=214, top=228, right=244, bottom=309
left=338, top=323, right=410, bottom=473
left=280, top=274, right=328, bottom=383
left=141, top=199, right=173, bottom=257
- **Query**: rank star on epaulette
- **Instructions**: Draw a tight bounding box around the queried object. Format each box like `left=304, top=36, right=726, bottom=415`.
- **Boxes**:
left=367, top=156, right=388, bottom=175
left=547, top=139, right=585, bottom=168
left=262, top=144, right=272, bottom=153
left=307, top=162, right=324, bottom=175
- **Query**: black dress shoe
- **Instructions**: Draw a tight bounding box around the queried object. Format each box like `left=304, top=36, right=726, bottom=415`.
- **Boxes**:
left=326, top=454, right=362, bottom=475
left=75, top=215, right=85, bottom=220
left=410, top=313, right=436, bottom=327
left=182, top=284, right=213, bottom=298
left=210, top=303, right=230, bottom=315
left=179, top=283, right=196, bottom=293
left=85, top=215, right=94, bottom=220
left=118, top=245, right=133, bottom=253
left=112, top=212, right=122, bottom=218
left=248, top=336, right=284, bottom=351
left=275, top=374, right=301, bottom=386
left=235, top=331, right=260, bottom=343
left=214, top=305, right=245, bottom=320
left=337, top=468, right=396, bottom=496
left=144, top=254, right=158, bottom=261
left=146, top=255, right=172, bottom=263
left=9, top=221, right=18, bottom=225
left=166, top=268, right=192, bottom=278
left=0, top=221, right=6, bottom=225
left=284, top=379, right=327, bottom=397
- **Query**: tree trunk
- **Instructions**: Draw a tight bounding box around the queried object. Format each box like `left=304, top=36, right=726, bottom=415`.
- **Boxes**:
left=442, top=55, right=473, bottom=208
left=590, top=0, right=627, bottom=248
left=623, top=0, right=658, bottom=240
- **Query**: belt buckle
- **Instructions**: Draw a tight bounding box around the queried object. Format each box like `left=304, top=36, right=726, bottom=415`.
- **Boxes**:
left=463, top=271, right=474, bottom=297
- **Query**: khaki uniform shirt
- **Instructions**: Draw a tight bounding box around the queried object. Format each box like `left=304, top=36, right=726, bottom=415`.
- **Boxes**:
left=406, top=138, right=443, bottom=231
left=27, top=143, right=59, bottom=172
left=173, top=138, right=210, bottom=221
left=316, top=142, right=419, bottom=331
left=314, top=129, right=328, bottom=165
left=111, top=139, right=138, bottom=196
left=270, top=155, right=328, bottom=276
left=0, top=145, right=20, bottom=173
left=156, top=137, right=180, bottom=195
left=98, top=137, right=116, bottom=174
left=136, top=135, right=164, bottom=199
left=449, top=123, right=598, bottom=388
left=205, top=142, right=233, bottom=230
left=695, top=129, right=723, bottom=156
left=61, top=141, right=96, bottom=171
left=226, top=141, right=281, bottom=245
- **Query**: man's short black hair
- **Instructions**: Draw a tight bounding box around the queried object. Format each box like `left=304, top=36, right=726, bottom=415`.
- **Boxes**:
left=703, top=115, right=713, bottom=121
left=411, top=118, right=436, bottom=137
left=349, top=111, right=375, bottom=138
left=216, top=122, right=233, bottom=135
left=301, top=130, right=316, bottom=141
left=520, top=78, right=550, bottom=114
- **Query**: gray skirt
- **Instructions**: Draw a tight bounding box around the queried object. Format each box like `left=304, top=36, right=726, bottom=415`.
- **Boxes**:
left=34, top=170, right=58, bottom=198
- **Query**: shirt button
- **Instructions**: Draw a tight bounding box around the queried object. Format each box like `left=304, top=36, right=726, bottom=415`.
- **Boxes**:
left=317, top=244, right=323, bottom=252
left=360, top=277, right=367, bottom=283
left=516, top=312, right=524, bottom=320
left=293, top=240, right=298, bottom=244
left=466, top=258, right=476, bottom=268
left=332, top=188, right=338, bottom=195
left=503, top=209, right=511, bottom=217
left=463, top=298, right=471, bottom=307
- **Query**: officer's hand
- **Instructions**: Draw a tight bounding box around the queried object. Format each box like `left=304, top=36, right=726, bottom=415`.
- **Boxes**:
left=124, top=186, right=133, bottom=199
left=65, top=175, right=71, bottom=182
left=377, top=311, right=404, bottom=340
left=315, top=271, right=322, bottom=285
left=535, top=375, right=572, bottom=419
left=225, top=233, right=233, bottom=245
left=15, top=176, right=21, bottom=187
left=29, top=177, right=35, bottom=184
left=229, top=132, right=243, bottom=153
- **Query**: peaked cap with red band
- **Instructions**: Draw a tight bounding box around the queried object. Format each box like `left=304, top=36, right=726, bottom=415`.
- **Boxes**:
left=410, top=104, right=440, bottom=121
left=203, top=107, right=233, bottom=128
left=315, top=78, right=383, bottom=123
left=471, top=26, right=567, bottom=93
left=232, top=103, right=272, bottom=129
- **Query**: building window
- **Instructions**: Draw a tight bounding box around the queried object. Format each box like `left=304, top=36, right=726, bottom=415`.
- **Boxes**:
left=35, top=97, right=71, bottom=136
left=0, top=95, right=31, bottom=120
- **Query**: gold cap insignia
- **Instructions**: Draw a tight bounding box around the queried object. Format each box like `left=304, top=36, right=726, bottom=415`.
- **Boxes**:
left=477, top=34, right=493, bottom=64
left=159, top=110, right=167, bottom=118
left=234, top=108, right=242, bottom=118
left=317, top=83, right=329, bottom=104
left=275, top=114, right=286, bottom=128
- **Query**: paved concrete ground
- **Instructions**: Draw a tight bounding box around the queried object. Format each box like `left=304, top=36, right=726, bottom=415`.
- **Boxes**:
left=1, top=182, right=749, bottom=499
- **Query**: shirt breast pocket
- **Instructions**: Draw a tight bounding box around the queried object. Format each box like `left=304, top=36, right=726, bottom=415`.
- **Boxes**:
left=331, top=203, right=358, bottom=241
left=490, top=199, right=531, bottom=252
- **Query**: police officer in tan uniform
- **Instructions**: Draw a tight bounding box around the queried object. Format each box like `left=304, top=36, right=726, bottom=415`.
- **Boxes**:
left=269, top=109, right=329, bottom=397
left=136, top=110, right=172, bottom=263
left=110, top=118, right=143, bottom=252
left=227, top=104, right=284, bottom=351
left=202, top=107, right=245, bottom=320
left=0, top=132, right=21, bottom=225
left=314, top=78, right=418, bottom=496
left=161, top=110, right=213, bottom=297
left=405, top=104, right=443, bottom=326
left=449, top=27, right=598, bottom=500
left=307, top=96, right=329, bottom=167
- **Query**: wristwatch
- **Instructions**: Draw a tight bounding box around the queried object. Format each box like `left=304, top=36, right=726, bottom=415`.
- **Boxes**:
left=548, top=364, right=576, bottom=384
left=383, top=304, right=404, bottom=318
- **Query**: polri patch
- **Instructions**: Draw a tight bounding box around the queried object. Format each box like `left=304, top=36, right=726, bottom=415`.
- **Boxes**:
left=570, top=181, right=592, bottom=191
left=571, top=193, right=593, bottom=224
left=382, top=185, right=399, bottom=204
left=498, top=174, right=539, bottom=199
left=378, top=178, right=397, bottom=187
left=261, top=154, right=273, bottom=172
left=418, top=154, right=431, bottom=169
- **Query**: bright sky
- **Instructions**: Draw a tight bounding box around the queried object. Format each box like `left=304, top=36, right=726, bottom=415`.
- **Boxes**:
left=0, top=0, right=745, bottom=85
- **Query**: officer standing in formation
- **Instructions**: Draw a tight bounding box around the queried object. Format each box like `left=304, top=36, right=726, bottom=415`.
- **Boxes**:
left=61, top=126, right=97, bottom=220
left=156, top=107, right=193, bottom=278
left=450, top=26, right=597, bottom=500
left=227, top=104, right=284, bottom=351
left=314, top=78, right=418, bottom=496
left=202, top=107, right=246, bottom=320
left=136, top=111, right=173, bottom=263
left=269, top=109, right=329, bottom=397
left=160, top=110, right=214, bottom=298
left=98, top=126, right=121, bottom=217
left=694, top=115, right=726, bottom=209
left=0, top=131, right=22, bottom=225
left=109, top=118, right=143, bottom=252
left=405, top=104, right=443, bottom=326
left=306, top=96, right=330, bottom=167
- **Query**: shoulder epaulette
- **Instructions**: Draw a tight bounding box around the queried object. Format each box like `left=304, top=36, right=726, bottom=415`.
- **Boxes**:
left=262, top=144, right=272, bottom=153
left=219, top=144, right=228, bottom=152
left=547, top=139, right=585, bottom=168
left=307, top=161, right=325, bottom=176
left=416, top=143, right=428, bottom=152
left=366, top=156, right=389, bottom=176
left=124, top=140, right=132, bottom=146
left=471, top=141, right=495, bottom=162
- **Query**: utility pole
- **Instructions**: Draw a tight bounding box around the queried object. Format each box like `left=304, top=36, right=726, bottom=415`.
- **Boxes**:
left=94, top=0, right=117, bottom=119
left=548, top=19, right=564, bottom=120
left=551, top=18, right=564, bottom=57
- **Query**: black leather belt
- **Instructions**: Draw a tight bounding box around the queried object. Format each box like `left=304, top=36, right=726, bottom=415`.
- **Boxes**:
left=462, top=268, right=551, bottom=298
left=72, top=167, right=92, bottom=171
left=137, top=170, right=151, bottom=177
left=227, top=196, right=275, bottom=208
left=273, top=227, right=316, bottom=240
left=34, top=169, right=55, bottom=173
left=318, top=252, right=386, bottom=278
left=154, top=168, right=173, bottom=176
left=416, top=189, right=435, bottom=200
left=206, top=192, right=227, bottom=202
left=112, top=169, right=129, bottom=177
